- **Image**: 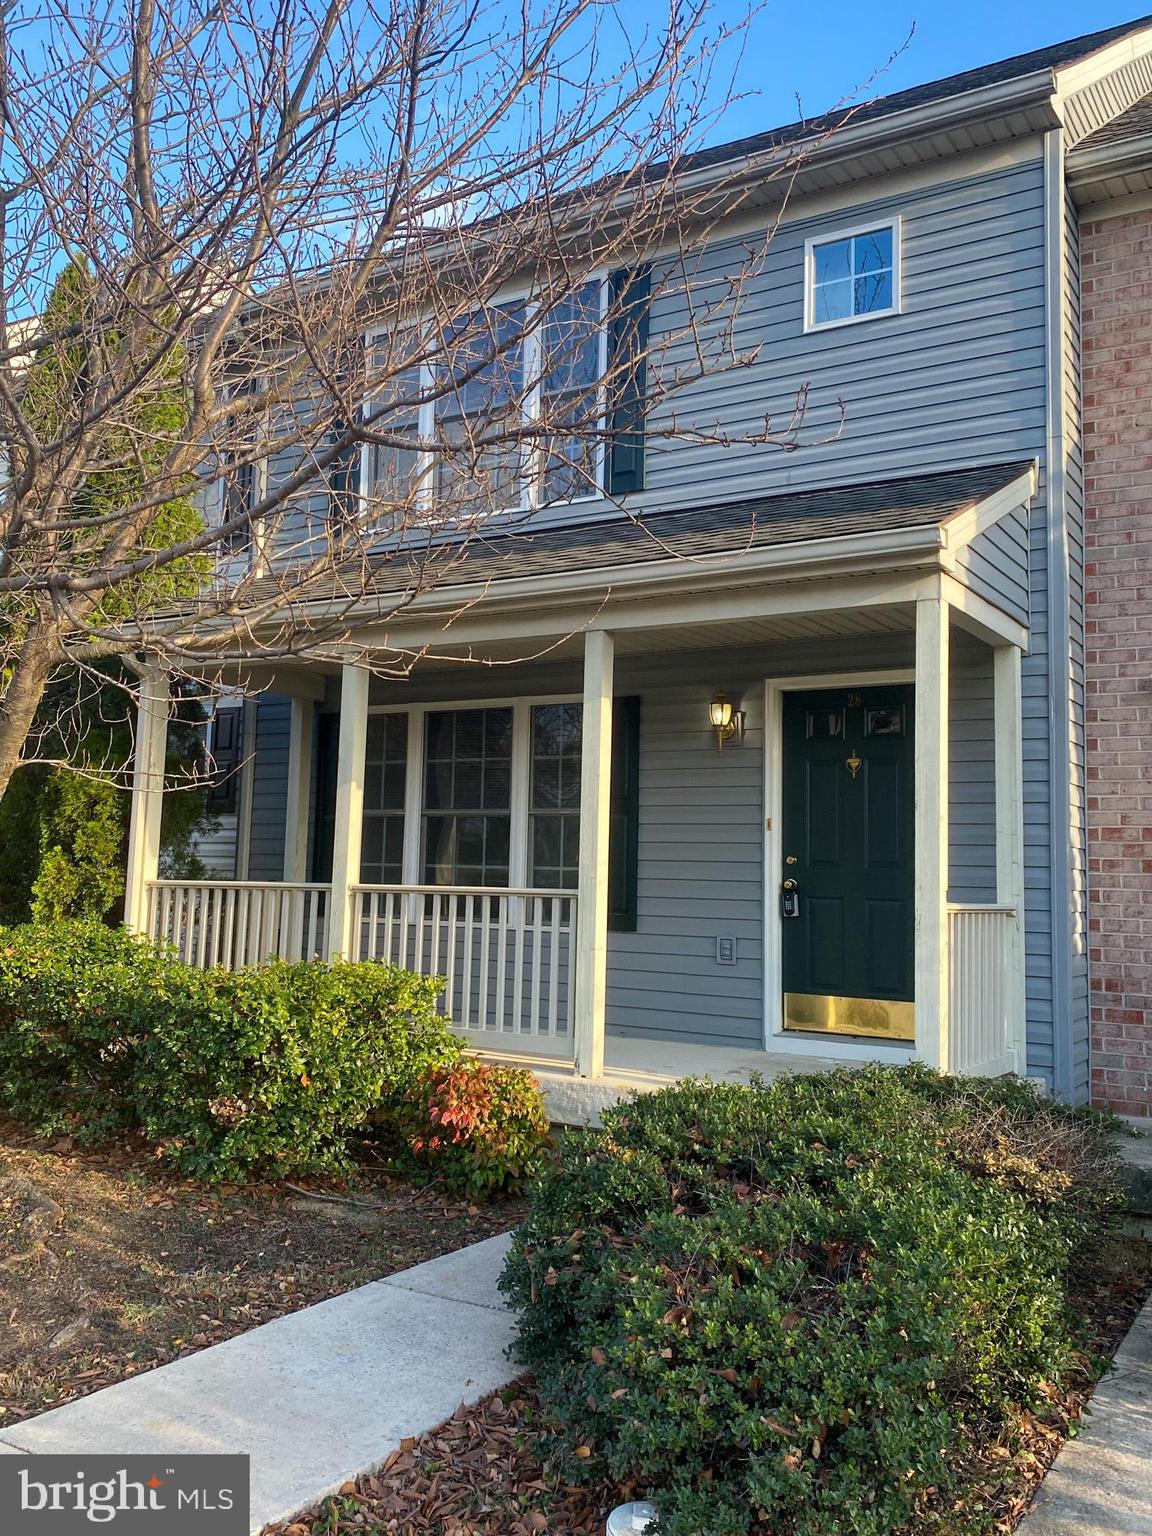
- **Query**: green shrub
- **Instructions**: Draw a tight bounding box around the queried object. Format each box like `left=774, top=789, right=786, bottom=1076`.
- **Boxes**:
left=501, top=1066, right=1123, bottom=1536
left=390, top=1057, right=551, bottom=1199
left=0, top=920, right=166, bottom=1139
left=134, top=959, right=457, bottom=1182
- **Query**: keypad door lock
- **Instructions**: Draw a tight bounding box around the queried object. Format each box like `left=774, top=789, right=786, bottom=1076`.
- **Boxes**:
left=781, top=878, right=800, bottom=920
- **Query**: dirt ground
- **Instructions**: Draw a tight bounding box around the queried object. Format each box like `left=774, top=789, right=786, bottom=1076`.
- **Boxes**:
left=0, top=1118, right=524, bottom=1427
left=262, top=1234, right=1152, bottom=1536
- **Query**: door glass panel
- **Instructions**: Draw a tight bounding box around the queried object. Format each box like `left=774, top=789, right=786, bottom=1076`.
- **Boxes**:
left=806, top=708, right=844, bottom=739
left=865, top=705, right=904, bottom=736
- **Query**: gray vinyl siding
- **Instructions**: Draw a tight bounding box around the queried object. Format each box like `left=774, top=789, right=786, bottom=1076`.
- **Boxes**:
left=366, top=626, right=997, bottom=1050
left=1021, top=466, right=1056, bottom=1086
left=1012, top=169, right=1090, bottom=1101
left=191, top=811, right=238, bottom=878
left=246, top=696, right=292, bottom=880
left=641, top=159, right=1048, bottom=510
left=948, top=638, right=997, bottom=905
left=465, top=152, right=1048, bottom=535
left=1063, top=56, right=1152, bottom=145
left=286, top=151, right=1050, bottom=558
left=954, top=507, right=1031, bottom=627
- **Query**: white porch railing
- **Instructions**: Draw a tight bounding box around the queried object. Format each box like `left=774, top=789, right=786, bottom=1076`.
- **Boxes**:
left=352, top=884, right=577, bottom=1059
left=146, top=880, right=330, bottom=968
left=145, top=881, right=1017, bottom=1078
left=948, top=903, right=1020, bottom=1078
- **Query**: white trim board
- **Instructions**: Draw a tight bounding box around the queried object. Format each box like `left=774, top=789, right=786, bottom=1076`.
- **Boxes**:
left=762, top=669, right=918, bottom=1064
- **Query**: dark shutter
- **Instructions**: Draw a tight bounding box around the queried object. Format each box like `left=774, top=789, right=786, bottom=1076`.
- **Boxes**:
left=608, top=696, right=640, bottom=932
left=207, top=707, right=242, bottom=812
left=606, top=266, right=651, bottom=496
left=311, top=712, right=340, bottom=882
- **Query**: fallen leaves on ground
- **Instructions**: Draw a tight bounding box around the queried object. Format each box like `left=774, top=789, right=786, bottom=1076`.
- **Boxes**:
left=0, top=1119, right=523, bottom=1425
left=263, top=1386, right=631, bottom=1536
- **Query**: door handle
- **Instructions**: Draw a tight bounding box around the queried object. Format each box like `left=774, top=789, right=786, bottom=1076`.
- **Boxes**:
left=781, top=878, right=800, bottom=920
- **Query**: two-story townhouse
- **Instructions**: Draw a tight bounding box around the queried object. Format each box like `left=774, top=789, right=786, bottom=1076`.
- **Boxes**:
left=1068, top=89, right=1152, bottom=1115
left=123, top=15, right=1152, bottom=1119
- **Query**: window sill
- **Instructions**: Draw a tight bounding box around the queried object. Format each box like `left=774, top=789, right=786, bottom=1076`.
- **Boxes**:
left=803, top=305, right=901, bottom=335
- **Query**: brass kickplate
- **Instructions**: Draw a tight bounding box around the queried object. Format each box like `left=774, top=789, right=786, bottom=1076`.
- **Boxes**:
left=784, top=992, right=915, bottom=1041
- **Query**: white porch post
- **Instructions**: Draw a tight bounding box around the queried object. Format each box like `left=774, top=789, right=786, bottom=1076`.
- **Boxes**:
left=124, top=667, right=169, bottom=934
left=326, top=663, right=369, bottom=962
left=283, top=697, right=314, bottom=883
left=574, top=629, right=614, bottom=1078
left=994, top=643, right=1028, bottom=1074
left=914, top=591, right=951, bottom=1071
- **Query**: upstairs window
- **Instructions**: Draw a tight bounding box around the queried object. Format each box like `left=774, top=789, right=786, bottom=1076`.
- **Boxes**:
left=362, top=278, right=607, bottom=521
left=365, top=362, right=423, bottom=509
left=539, top=287, right=604, bottom=504
left=435, top=304, right=527, bottom=517
left=805, top=221, right=899, bottom=331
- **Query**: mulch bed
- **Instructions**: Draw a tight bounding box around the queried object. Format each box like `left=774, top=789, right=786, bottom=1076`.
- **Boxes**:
left=264, top=1232, right=1152, bottom=1536
left=0, top=1118, right=524, bottom=1428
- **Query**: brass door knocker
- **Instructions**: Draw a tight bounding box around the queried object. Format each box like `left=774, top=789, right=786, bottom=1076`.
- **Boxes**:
left=845, top=749, right=862, bottom=779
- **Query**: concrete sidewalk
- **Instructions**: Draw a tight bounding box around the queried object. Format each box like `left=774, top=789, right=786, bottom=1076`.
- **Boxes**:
left=0, top=1232, right=519, bottom=1532
left=1022, top=1295, right=1152, bottom=1535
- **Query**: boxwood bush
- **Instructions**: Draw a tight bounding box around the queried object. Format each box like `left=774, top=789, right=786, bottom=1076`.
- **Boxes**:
left=500, top=1066, right=1123, bottom=1536
left=0, top=921, right=167, bottom=1139
left=0, top=922, right=469, bottom=1181
left=134, top=958, right=456, bottom=1182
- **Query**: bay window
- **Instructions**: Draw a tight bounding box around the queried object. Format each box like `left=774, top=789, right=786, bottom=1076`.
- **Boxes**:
left=435, top=306, right=526, bottom=517
left=365, top=363, right=423, bottom=507
left=539, top=284, right=604, bottom=504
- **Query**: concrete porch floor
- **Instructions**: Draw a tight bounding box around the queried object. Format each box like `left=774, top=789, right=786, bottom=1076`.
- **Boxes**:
left=531, top=1035, right=851, bottom=1125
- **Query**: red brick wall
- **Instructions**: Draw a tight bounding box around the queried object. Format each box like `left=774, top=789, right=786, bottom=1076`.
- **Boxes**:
left=1082, top=208, right=1152, bottom=1116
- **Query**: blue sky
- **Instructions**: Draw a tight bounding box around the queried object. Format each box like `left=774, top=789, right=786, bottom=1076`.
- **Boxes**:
left=679, top=1, right=1142, bottom=145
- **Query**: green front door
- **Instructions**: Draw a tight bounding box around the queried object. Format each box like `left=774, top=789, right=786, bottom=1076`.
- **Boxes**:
left=780, top=684, right=915, bottom=1040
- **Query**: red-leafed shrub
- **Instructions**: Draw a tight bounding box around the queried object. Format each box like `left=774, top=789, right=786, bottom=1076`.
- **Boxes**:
left=395, top=1057, right=551, bottom=1199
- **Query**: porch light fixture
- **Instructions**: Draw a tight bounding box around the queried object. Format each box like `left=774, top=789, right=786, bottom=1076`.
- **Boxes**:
left=708, top=690, right=745, bottom=752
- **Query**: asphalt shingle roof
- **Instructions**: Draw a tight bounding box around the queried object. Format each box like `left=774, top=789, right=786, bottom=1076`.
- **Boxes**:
left=675, top=15, right=1152, bottom=175
left=1073, top=89, right=1152, bottom=152
left=363, top=460, right=1035, bottom=597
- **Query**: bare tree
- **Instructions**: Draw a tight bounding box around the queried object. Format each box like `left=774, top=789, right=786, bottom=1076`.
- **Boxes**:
left=0, top=0, right=820, bottom=804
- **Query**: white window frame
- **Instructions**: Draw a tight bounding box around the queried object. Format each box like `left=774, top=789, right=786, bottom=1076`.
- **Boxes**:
left=360, top=275, right=609, bottom=523
left=803, top=216, right=902, bottom=334
left=366, top=694, right=583, bottom=890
